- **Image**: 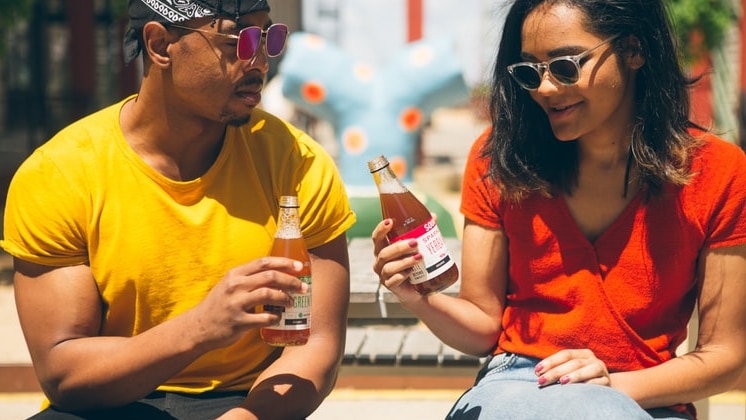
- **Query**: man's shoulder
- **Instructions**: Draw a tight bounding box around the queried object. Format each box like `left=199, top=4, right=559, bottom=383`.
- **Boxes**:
left=44, top=99, right=126, bottom=151
left=19, top=99, right=127, bottom=178
left=247, top=108, right=301, bottom=136
left=241, top=108, right=325, bottom=154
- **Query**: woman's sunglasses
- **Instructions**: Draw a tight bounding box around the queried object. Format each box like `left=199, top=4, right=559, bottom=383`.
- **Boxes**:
left=507, top=35, right=619, bottom=90
left=170, top=23, right=289, bottom=60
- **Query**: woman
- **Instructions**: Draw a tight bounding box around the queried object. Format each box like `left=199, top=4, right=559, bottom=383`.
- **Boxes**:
left=371, top=0, right=746, bottom=418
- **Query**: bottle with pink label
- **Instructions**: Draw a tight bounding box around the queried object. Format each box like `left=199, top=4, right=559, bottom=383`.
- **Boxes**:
left=368, top=155, right=459, bottom=295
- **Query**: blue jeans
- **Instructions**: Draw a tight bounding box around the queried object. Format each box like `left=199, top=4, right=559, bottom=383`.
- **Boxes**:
left=446, top=353, right=694, bottom=420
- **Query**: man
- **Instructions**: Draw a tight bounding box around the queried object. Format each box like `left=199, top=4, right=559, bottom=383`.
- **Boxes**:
left=1, top=1, right=355, bottom=418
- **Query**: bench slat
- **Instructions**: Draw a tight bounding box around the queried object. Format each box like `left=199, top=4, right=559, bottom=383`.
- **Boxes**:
left=441, top=344, right=484, bottom=367
left=356, top=328, right=407, bottom=365
left=347, top=238, right=381, bottom=304
left=399, top=328, right=442, bottom=366
left=343, top=327, right=368, bottom=364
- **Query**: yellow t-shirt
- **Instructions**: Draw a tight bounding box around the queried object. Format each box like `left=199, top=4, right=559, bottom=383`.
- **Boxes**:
left=1, top=95, right=356, bottom=392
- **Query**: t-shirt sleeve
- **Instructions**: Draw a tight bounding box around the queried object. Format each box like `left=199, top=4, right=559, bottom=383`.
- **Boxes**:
left=699, top=137, right=746, bottom=249
left=294, top=134, right=356, bottom=249
left=1, top=149, right=89, bottom=266
left=459, top=127, right=503, bottom=229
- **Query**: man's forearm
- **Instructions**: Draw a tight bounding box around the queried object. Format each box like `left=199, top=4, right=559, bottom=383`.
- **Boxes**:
left=225, top=338, right=343, bottom=419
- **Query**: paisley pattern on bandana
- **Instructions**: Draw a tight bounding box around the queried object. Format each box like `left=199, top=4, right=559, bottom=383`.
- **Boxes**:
left=123, top=0, right=270, bottom=64
left=140, top=0, right=215, bottom=23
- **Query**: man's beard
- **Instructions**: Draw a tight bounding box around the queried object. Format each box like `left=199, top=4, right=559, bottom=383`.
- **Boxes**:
left=220, top=110, right=252, bottom=127
left=226, top=116, right=251, bottom=127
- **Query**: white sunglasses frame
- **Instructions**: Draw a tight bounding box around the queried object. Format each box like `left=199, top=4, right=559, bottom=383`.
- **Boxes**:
left=507, top=34, right=620, bottom=90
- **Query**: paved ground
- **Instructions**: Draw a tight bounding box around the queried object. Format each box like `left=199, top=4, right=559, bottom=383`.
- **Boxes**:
left=0, top=391, right=460, bottom=420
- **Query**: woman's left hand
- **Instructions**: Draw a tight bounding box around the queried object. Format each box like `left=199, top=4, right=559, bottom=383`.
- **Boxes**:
left=371, top=219, right=424, bottom=305
left=535, top=349, right=611, bottom=387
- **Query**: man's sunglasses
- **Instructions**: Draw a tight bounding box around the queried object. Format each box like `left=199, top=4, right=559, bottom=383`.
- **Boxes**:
left=507, top=35, right=619, bottom=90
left=170, top=23, right=289, bottom=60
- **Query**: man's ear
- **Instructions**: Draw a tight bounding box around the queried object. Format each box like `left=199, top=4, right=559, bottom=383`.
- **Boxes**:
left=624, top=35, right=645, bottom=70
left=142, top=22, right=173, bottom=67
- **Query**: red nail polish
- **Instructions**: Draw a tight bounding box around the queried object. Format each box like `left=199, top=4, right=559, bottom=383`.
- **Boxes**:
left=535, top=363, right=543, bottom=374
left=413, top=253, right=423, bottom=260
left=560, top=376, right=570, bottom=384
left=384, top=219, right=391, bottom=226
left=537, top=376, right=547, bottom=386
left=408, top=239, right=418, bottom=247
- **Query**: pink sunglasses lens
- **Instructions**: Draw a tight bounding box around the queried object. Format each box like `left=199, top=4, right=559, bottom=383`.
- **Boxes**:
left=237, top=25, right=288, bottom=60
left=237, top=27, right=260, bottom=60
left=266, top=25, right=288, bottom=56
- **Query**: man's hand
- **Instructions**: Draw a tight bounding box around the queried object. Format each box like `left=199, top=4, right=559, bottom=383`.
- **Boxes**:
left=189, top=257, right=309, bottom=351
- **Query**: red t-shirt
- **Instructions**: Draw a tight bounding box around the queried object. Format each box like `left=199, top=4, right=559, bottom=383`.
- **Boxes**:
left=461, top=128, right=746, bottom=373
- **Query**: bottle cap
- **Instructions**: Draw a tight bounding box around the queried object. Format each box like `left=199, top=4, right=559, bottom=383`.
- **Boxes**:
left=279, top=195, right=299, bottom=208
left=367, top=155, right=390, bottom=173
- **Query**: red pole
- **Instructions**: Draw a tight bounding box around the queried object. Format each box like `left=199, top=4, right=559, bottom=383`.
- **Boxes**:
left=407, top=0, right=423, bottom=42
left=65, top=0, right=96, bottom=121
left=688, top=30, right=713, bottom=128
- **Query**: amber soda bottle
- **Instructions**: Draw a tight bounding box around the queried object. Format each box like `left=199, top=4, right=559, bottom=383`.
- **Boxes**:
left=260, top=195, right=312, bottom=346
left=368, top=155, right=459, bottom=295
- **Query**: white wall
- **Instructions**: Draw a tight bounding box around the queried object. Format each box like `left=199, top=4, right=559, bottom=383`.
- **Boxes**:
left=300, top=0, right=510, bottom=88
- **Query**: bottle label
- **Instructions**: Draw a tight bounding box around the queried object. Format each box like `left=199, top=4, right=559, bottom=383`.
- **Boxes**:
left=390, top=218, right=455, bottom=285
left=263, top=275, right=312, bottom=330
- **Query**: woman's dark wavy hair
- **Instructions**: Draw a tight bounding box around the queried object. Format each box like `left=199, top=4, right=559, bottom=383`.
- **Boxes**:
left=484, top=0, right=703, bottom=202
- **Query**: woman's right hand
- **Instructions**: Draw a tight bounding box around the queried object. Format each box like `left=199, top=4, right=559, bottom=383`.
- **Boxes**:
left=371, top=219, right=425, bottom=304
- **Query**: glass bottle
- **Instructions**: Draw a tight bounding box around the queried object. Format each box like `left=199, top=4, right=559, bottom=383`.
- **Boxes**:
left=261, top=195, right=312, bottom=346
left=368, top=155, right=459, bottom=295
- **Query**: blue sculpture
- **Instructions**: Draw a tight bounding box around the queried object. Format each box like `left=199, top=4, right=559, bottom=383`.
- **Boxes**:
left=278, top=33, right=469, bottom=237
left=279, top=32, right=469, bottom=186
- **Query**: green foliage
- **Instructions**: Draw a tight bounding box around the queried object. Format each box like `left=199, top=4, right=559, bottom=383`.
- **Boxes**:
left=112, top=0, right=129, bottom=20
left=0, top=0, right=34, bottom=33
left=667, top=0, right=738, bottom=63
left=0, top=0, right=33, bottom=26
left=0, top=0, right=129, bottom=58
left=0, top=0, right=33, bottom=56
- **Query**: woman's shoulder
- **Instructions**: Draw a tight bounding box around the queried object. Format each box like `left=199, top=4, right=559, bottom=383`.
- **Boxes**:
left=683, top=130, right=746, bottom=207
left=690, top=129, right=746, bottom=170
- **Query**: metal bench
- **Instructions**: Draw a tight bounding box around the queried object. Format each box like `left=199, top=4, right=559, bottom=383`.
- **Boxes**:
left=347, top=237, right=462, bottom=319
left=344, top=237, right=483, bottom=373
left=344, top=323, right=483, bottom=368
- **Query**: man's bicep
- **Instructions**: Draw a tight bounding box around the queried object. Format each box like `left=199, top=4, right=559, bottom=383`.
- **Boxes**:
left=14, top=260, right=102, bottom=367
left=307, top=234, right=350, bottom=340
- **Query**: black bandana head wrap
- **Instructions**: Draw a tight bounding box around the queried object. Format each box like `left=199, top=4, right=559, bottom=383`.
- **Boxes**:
left=123, top=0, right=271, bottom=65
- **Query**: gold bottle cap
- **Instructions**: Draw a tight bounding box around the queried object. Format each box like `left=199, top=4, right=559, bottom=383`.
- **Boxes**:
left=367, top=155, right=390, bottom=173
left=279, top=195, right=299, bottom=208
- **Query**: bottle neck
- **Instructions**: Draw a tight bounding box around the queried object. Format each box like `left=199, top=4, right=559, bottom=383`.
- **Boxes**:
left=276, top=206, right=302, bottom=239
left=371, top=164, right=408, bottom=194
